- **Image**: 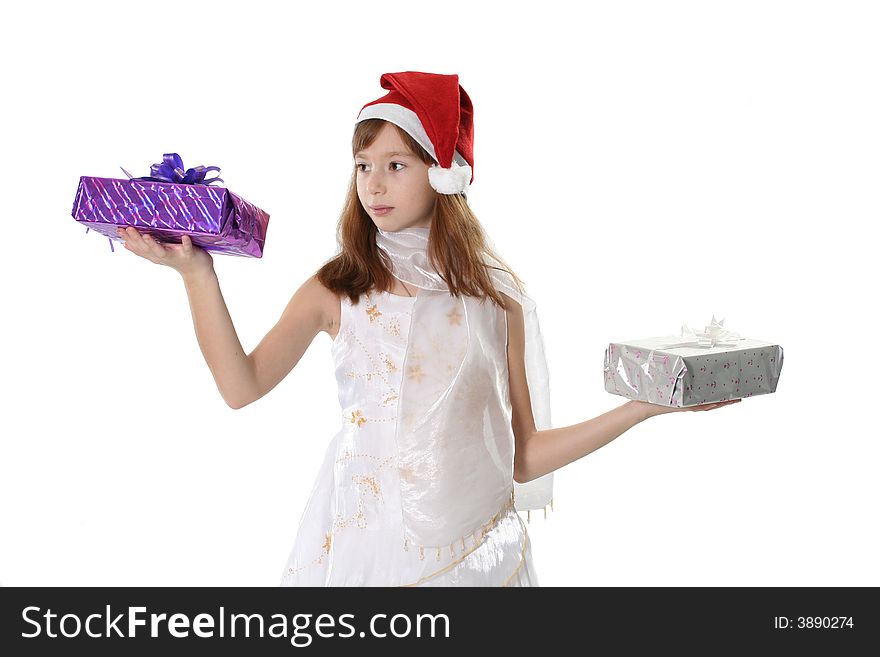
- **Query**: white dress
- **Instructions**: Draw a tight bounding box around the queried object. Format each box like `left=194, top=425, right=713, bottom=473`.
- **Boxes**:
left=279, top=288, right=539, bottom=586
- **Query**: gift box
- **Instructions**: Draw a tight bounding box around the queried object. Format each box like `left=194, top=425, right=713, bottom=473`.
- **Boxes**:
left=71, top=153, right=270, bottom=257
left=604, top=316, right=783, bottom=407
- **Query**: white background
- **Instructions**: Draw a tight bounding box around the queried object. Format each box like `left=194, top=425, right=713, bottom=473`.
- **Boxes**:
left=1, top=0, right=877, bottom=587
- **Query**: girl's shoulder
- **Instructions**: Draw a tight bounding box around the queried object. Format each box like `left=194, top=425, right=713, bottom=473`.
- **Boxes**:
left=307, top=275, right=347, bottom=337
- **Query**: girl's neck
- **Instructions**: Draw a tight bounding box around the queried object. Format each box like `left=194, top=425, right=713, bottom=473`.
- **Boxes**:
left=376, top=225, right=430, bottom=237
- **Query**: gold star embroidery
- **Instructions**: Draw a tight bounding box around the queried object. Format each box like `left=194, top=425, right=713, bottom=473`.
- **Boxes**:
left=322, top=532, right=332, bottom=553
left=366, top=304, right=382, bottom=322
left=349, top=410, right=366, bottom=427
left=384, top=356, right=397, bottom=372
left=447, top=305, right=463, bottom=326
left=407, top=364, right=425, bottom=382
left=353, top=475, right=381, bottom=497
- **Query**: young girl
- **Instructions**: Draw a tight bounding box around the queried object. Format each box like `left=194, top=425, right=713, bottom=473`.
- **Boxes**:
left=116, top=71, right=740, bottom=587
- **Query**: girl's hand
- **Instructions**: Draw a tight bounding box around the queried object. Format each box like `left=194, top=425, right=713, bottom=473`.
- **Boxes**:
left=632, top=398, right=742, bottom=421
left=116, top=227, right=214, bottom=278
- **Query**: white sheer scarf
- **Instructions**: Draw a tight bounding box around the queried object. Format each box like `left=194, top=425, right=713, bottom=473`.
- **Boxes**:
left=374, top=226, right=554, bottom=551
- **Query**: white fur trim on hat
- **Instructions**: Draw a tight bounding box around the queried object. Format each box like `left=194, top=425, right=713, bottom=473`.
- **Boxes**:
left=428, top=161, right=472, bottom=195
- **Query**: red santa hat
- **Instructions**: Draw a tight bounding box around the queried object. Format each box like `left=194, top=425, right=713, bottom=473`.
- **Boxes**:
left=355, top=71, right=474, bottom=196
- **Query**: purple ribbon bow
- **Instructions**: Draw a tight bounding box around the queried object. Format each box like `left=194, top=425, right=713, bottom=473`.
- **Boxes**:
left=119, top=152, right=224, bottom=186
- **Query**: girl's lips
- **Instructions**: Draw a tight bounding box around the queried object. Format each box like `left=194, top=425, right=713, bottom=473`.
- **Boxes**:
left=372, top=207, right=394, bottom=214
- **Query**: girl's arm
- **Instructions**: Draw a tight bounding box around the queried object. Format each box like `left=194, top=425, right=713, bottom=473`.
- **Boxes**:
left=181, top=268, right=257, bottom=409
left=237, top=274, right=335, bottom=408
left=120, top=226, right=331, bottom=410
left=182, top=270, right=330, bottom=410
left=506, top=295, right=739, bottom=484
left=514, top=401, right=646, bottom=484
left=504, top=293, right=644, bottom=484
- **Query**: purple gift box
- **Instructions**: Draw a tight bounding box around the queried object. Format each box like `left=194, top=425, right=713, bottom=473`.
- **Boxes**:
left=71, top=153, right=270, bottom=258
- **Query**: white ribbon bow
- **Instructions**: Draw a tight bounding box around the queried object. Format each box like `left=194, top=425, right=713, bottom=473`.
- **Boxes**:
left=658, top=315, right=745, bottom=349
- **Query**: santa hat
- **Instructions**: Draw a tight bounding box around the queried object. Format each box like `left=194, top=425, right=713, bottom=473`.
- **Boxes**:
left=354, top=71, right=474, bottom=196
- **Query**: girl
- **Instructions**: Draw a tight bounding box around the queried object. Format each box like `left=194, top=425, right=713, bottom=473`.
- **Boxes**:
left=116, top=71, right=740, bottom=587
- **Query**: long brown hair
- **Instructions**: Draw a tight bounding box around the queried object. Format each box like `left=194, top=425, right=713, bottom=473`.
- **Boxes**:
left=315, top=118, right=526, bottom=310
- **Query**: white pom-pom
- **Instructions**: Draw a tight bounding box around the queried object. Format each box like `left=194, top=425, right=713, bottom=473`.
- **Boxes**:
left=428, top=162, right=472, bottom=195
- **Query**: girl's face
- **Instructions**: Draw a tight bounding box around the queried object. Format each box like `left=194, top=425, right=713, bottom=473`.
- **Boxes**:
left=355, top=122, right=436, bottom=232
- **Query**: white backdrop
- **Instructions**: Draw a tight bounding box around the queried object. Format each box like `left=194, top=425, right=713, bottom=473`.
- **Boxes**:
left=1, top=0, right=877, bottom=587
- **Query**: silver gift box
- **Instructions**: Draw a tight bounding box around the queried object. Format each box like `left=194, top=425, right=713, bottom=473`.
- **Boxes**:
left=603, top=317, right=784, bottom=407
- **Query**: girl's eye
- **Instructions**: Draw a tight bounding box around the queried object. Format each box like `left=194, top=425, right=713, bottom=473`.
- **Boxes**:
left=356, top=162, right=405, bottom=172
